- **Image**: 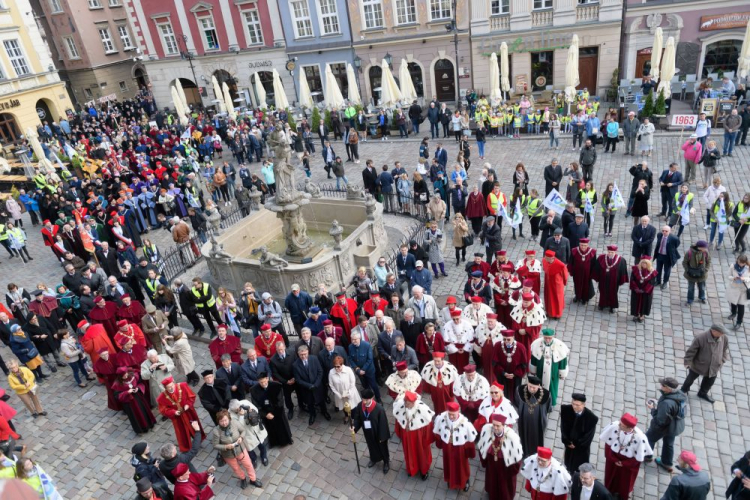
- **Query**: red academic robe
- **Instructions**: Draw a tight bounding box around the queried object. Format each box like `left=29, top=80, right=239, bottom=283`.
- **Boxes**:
left=491, top=342, right=528, bottom=405
left=630, top=267, right=657, bottom=317
left=489, top=259, right=515, bottom=277
left=414, top=332, right=446, bottom=367
left=421, top=378, right=454, bottom=416
left=208, top=336, right=243, bottom=368
left=81, top=324, right=115, bottom=364
left=113, top=345, right=150, bottom=403
left=568, top=247, right=597, bottom=302
left=254, top=332, right=284, bottom=359
left=157, top=382, right=206, bottom=453
left=317, top=327, right=344, bottom=347
left=112, top=373, right=156, bottom=433
left=455, top=396, right=482, bottom=423
left=511, top=311, right=542, bottom=364
left=115, top=324, right=148, bottom=349
left=117, top=301, right=147, bottom=326
left=480, top=442, right=522, bottom=500
left=362, top=299, right=387, bottom=318
left=525, top=480, right=568, bottom=500
left=604, top=444, right=642, bottom=500
left=516, top=260, right=542, bottom=295
left=435, top=439, right=475, bottom=490
left=542, top=258, right=569, bottom=319
left=466, top=261, right=491, bottom=281
left=93, top=357, right=122, bottom=411
left=88, top=301, right=120, bottom=340
left=593, top=254, right=630, bottom=309
left=492, top=275, right=516, bottom=327
left=329, top=299, right=358, bottom=338
left=395, top=421, right=434, bottom=476
left=173, top=472, right=215, bottom=500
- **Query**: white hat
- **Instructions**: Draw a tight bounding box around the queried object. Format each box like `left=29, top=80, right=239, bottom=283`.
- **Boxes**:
left=261, top=292, right=272, bottom=300
left=690, top=134, right=698, bottom=139
left=415, top=260, right=423, bottom=267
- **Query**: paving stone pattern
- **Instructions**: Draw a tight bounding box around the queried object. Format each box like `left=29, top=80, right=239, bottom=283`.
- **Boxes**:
left=2, top=133, right=747, bottom=499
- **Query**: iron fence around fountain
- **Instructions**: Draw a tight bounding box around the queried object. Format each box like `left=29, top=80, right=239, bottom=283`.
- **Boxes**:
left=309, top=183, right=431, bottom=222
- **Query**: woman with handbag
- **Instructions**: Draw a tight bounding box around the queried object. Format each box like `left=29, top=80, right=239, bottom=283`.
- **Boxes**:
left=154, top=285, right=178, bottom=329
left=162, top=328, right=199, bottom=386
left=452, top=213, right=471, bottom=266
left=562, top=162, right=583, bottom=203
left=699, top=139, right=721, bottom=189
left=727, top=254, right=750, bottom=331
left=639, top=117, right=655, bottom=157
left=412, top=172, right=430, bottom=218
left=60, top=329, right=95, bottom=388
left=212, top=410, right=262, bottom=490
left=228, top=399, right=269, bottom=467
left=7, top=359, right=45, bottom=417
left=9, top=324, right=46, bottom=382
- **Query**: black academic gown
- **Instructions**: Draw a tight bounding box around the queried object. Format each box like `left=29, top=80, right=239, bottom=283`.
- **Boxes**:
left=197, top=380, right=231, bottom=424
left=250, top=381, right=293, bottom=447
left=351, top=402, right=391, bottom=464
left=560, top=405, right=599, bottom=473
left=515, top=384, right=551, bottom=458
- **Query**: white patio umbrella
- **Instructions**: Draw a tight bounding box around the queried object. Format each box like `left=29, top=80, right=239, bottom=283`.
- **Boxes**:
left=379, top=59, right=402, bottom=107
left=564, top=43, right=580, bottom=104
left=398, top=59, right=418, bottom=103
left=25, top=127, right=55, bottom=173
left=323, top=63, right=346, bottom=109
left=298, top=69, right=314, bottom=109
left=346, top=63, right=361, bottom=105
left=222, top=82, right=236, bottom=121
left=272, top=69, right=290, bottom=110
left=739, top=21, right=750, bottom=79
left=489, top=52, right=502, bottom=103
left=650, top=27, right=663, bottom=81
left=171, top=85, right=188, bottom=126
left=174, top=78, right=189, bottom=111
left=656, top=36, right=676, bottom=98
left=211, top=76, right=226, bottom=114
left=500, top=42, right=511, bottom=100
left=253, top=73, right=267, bottom=109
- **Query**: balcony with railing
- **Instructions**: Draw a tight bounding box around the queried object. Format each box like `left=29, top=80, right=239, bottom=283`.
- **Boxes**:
left=531, top=9, right=553, bottom=27
left=576, top=3, right=600, bottom=23
left=0, top=73, right=58, bottom=96
left=489, top=15, right=510, bottom=31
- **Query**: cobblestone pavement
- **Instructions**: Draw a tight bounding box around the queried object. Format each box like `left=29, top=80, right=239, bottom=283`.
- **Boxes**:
left=2, top=133, right=747, bottom=499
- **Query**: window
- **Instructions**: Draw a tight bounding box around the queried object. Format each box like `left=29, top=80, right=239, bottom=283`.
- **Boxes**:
left=88, top=0, right=101, bottom=8
left=303, top=65, right=324, bottom=103
left=491, top=0, right=509, bottom=14
left=83, top=88, right=93, bottom=99
left=531, top=51, right=553, bottom=91
left=119, top=80, right=128, bottom=92
left=118, top=25, right=134, bottom=49
left=369, top=66, right=382, bottom=102
left=330, top=62, right=348, bottom=98
left=99, top=28, right=116, bottom=53
left=157, top=22, right=179, bottom=55
left=49, top=0, right=63, bottom=13
left=242, top=8, right=264, bottom=45
left=533, top=0, right=552, bottom=9
left=429, top=0, right=451, bottom=20
left=702, top=39, right=743, bottom=78
left=0, top=64, right=5, bottom=79
left=63, top=36, right=79, bottom=59
left=395, top=0, right=416, bottom=24
left=198, top=16, right=219, bottom=50
left=290, top=1, right=313, bottom=38
left=578, top=0, right=597, bottom=3
left=362, top=0, right=383, bottom=29
left=109, top=0, right=121, bottom=5
left=3, top=40, right=30, bottom=77
left=319, top=0, right=340, bottom=35
left=408, top=62, right=424, bottom=97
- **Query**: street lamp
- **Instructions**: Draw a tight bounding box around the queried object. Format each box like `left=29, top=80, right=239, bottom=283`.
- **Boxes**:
left=179, top=35, right=199, bottom=99
left=287, top=55, right=300, bottom=107
left=384, top=52, right=392, bottom=68
left=353, top=55, right=362, bottom=72
left=445, top=0, right=462, bottom=105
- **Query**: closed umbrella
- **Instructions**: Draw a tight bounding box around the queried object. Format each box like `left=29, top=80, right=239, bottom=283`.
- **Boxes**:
left=398, top=59, right=418, bottom=103
left=272, top=69, right=290, bottom=110
left=650, top=27, right=663, bottom=80
left=25, top=127, right=55, bottom=173
left=564, top=43, right=580, bottom=104
left=379, top=59, right=402, bottom=107
left=323, top=63, right=345, bottom=109
left=222, top=82, right=236, bottom=121
left=171, top=85, right=188, bottom=126
left=739, top=21, right=750, bottom=79
left=489, top=52, right=502, bottom=103
left=656, top=36, right=676, bottom=98
left=346, top=63, right=361, bottom=105
left=298, top=69, right=314, bottom=109
left=253, top=73, right=267, bottom=109
left=500, top=42, right=511, bottom=100
left=174, top=78, right=189, bottom=111
left=211, top=76, right=226, bottom=114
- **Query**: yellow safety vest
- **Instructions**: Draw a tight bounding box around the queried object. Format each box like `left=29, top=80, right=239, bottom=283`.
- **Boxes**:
left=513, top=116, right=522, bottom=128
left=192, top=283, right=215, bottom=308
left=672, top=192, right=694, bottom=215
left=0, top=224, right=7, bottom=241
left=710, top=201, right=733, bottom=223
left=526, top=197, right=543, bottom=217
left=145, top=277, right=161, bottom=296
left=737, top=202, right=750, bottom=225
left=488, top=192, right=506, bottom=214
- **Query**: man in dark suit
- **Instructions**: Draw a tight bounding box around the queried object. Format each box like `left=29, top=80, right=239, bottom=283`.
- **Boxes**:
left=570, top=463, right=613, bottom=500
left=567, top=213, right=590, bottom=249
left=434, top=143, right=448, bottom=168
left=318, top=337, right=347, bottom=398
left=543, top=158, right=563, bottom=195
left=398, top=309, right=422, bottom=349
left=377, top=321, right=402, bottom=378
left=561, top=203, right=577, bottom=239
left=294, top=327, right=324, bottom=357
left=653, top=225, right=681, bottom=290
left=293, top=345, right=330, bottom=425
left=631, top=215, right=656, bottom=264
left=269, top=343, right=297, bottom=419
left=395, top=244, right=417, bottom=296
left=240, top=347, right=270, bottom=390
left=62, top=264, right=82, bottom=296
left=172, top=279, right=205, bottom=335
left=560, top=393, right=599, bottom=474
left=215, top=354, right=245, bottom=401
left=538, top=210, right=562, bottom=248
left=96, top=241, right=120, bottom=277
left=543, top=228, right=572, bottom=264
left=362, top=159, right=378, bottom=196
left=658, top=163, right=683, bottom=217
left=197, top=370, right=231, bottom=425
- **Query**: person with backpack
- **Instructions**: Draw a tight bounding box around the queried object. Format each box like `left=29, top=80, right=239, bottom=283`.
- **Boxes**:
left=683, top=240, right=711, bottom=306
left=644, top=377, right=687, bottom=473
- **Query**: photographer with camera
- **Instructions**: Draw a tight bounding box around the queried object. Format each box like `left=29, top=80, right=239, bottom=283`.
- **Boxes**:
left=212, top=410, right=262, bottom=490
left=228, top=399, right=269, bottom=467
left=172, top=462, right=216, bottom=500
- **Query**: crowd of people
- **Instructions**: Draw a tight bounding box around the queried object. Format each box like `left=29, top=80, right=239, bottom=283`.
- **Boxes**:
left=0, top=85, right=745, bottom=499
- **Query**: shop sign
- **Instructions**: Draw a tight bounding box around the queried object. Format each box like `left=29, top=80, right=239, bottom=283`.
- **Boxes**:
left=248, top=60, right=273, bottom=69
left=0, top=99, right=20, bottom=111
left=700, top=12, right=750, bottom=31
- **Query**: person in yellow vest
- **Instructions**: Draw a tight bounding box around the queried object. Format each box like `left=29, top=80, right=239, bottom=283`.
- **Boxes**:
left=526, top=110, right=536, bottom=135
left=505, top=110, right=513, bottom=137
left=576, top=181, right=598, bottom=227
left=708, top=192, right=733, bottom=250
left=526, top=189, right=544, bottom=239
left=490, top=113, right=501, bottom=138
left=32, top=170, right=49, bottom=192
left=145, top=268, right=168, bottom=301
left=509, top=188, right=527, bottom=240
left=496, top=110, right=505, bottom=137
left=0, top=221, right=13, bottom=258
left=513, top=114, right=523, bottom=139
left=487, top=183, right=508, bottom=231
left=581, top=88, right=590, bottom=102
left=6, top=222, right=32, bottom=263
left=190, top=277, right=224, bottom=337
left=732, top=193, right=750, bottom=253
left=670, top=184, right=695, bottom=238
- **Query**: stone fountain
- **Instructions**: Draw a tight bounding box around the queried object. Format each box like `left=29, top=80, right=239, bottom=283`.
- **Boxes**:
left=203, top=120, right=388, bottom=296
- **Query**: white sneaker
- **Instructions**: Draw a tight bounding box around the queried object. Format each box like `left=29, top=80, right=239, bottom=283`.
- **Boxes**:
left=703, top=225, right=710, bottom=230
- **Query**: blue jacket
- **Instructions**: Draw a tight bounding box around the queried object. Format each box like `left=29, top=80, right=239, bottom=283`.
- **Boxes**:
left=348, top=340, right=374, bottom=375
left=659, top=169, right=683, bottom=198
left=377, top=172, right=394, bottom=194
left=396, top=252, right=416, bottom=280
left=434, top=147, right=448, bottom=167
left=240, top=357, right=270, bottom=388
left=585, top=117, right=601, bottom=136
left=285, top=291, right=313, bottom=324
left=18, top=194, right=38, bottom=212
left=411, top=268, right=433, bottom=295
left=303, top=313, right=329, bottom=336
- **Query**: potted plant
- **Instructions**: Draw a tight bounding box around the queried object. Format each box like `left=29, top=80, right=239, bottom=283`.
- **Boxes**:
left=606, top=68, right=619, bottom=102
left=640, top=89, right=654, bottom=120
left=652, top=89, right=669, bottom=130
left=311, top=107, right=321, bottom=131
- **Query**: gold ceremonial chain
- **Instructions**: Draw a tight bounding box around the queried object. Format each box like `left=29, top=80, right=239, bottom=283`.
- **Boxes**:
left=523, top=388, right=544, bottom=414
left=491, top=434, right=505, bottom=462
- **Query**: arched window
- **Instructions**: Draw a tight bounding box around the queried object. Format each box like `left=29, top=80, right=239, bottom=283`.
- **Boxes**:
left=330, top=63, right=349, bottom=99
left=0, top=113, right=21, bottom=143
left=369, top=66, right=383, bottom=103
left=408, top=62, right=424, bottom=98
left=702, top=39, right=742, bottom=78
left=433, top=59, right=455, bottom=101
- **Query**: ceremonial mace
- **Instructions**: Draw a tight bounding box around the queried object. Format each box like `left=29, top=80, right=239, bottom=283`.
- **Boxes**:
left=344, top=401, right=361, bottom=474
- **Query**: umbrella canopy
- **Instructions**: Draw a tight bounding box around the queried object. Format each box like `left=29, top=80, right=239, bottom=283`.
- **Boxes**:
left=500, top=42, right=511, bottom=93
left=253, top=73, right=267, bottom=109
left=398, top=59, right=418, bottom=103
left=222, top=82, right=236, bottom=121
left=211, top=76, right=226, bottom=113
left=656, top=36, right=676, bottom=98
left=272, top=69, right=290, bottom=110
left=379, top=59, right=403, bottom=107
left=489, top=52, right=502, bottom=102
left=346, top=63, right=361, bottom=105
left=564, top=43, right=580, bottom=103
left=174, top=79, right=189, bottom=111
left=323, top=63, right=346, bottom=109
left=650, top=27, right=663, bottom=80
left=171, top=85, right=188, bottom=126
left=739, top=21, right=750, bottom=79
left=298, top=69, right=314, bottom=109
left=25, top=127, right=55, bottom=173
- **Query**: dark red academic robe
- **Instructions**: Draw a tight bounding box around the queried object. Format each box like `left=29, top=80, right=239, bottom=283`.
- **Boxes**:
left=208, top=335, right=242, bottom=367
left=511, top=312, right=541, bottom=364
left=117, top=301, right=147, bottom=326
left=395, top=421, right=434, bottom=476
left=568, top=247, right=597, bottom=302
left=93, top=357, right=122, bottom=411
left=435, top=439, right=475, bottom=490
left=173, top=472, right=214, bottom=500
left=492, top=275, right=516, bottom=327
left=481, top=443, right=522, bottom=500
left=489, top=259, right=515, bottom=277
left=629, top=267, right=657, bottom=317
left=157, top=382, right=206, bottom=452
left=491, top=342, right=528, bottom=405
left=479, top=337, right=496, bottom=385
left=604, top=444, right=642, bottom=500
left=516, top=261, right=542, bottom=295
left=542, top=258, right=569, bottom=319
left=112, top=373, right=156, bottom=434
left=113, top=345, right=150, bottom=403
left=329, top=299, right=358, bottom=338
left=455, top=396, right=482, bottom=423
left=593, top=254, right=630, bottom=309
left=317, top=327, right=344, bottom=347
left=88, top=301, right=119, bottom=340
left=420, top=379, right=454, bottom=416
left=414, top=332, right=446, bottom=368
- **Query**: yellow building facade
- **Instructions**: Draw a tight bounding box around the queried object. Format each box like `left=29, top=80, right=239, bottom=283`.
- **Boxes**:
left=0, top=0, right=73, bottom=144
